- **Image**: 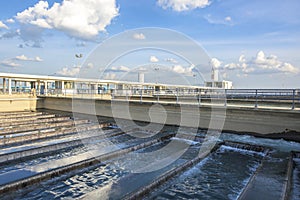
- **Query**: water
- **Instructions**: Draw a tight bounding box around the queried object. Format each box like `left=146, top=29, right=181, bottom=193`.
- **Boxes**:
left=291, top=158, right=300, bottom=200
left=1, top=120, right=300, bottom=199
left=148, top=145, right=263, bottom=200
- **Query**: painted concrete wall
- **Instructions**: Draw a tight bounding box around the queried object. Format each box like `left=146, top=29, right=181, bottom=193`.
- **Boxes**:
left=0, top=97, right=37, bottom=112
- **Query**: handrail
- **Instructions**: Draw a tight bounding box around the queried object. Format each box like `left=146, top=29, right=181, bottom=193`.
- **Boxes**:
left=34, top=88, right=300, bottom=111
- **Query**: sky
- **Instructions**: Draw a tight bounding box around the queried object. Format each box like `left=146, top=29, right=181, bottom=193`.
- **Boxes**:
left=0, top=0, right=299, bottom=88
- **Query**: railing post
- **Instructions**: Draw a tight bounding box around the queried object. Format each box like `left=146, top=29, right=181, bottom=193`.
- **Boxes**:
left=140, top=89, right=143, bottom=103
left=292, top=89, right=295, bottom=110
left=176, top=89, right=179, bottom=104
left=255, top=89, right=258, bottom=109
left=224, top=89, right=227, bottom=107
left=198, top=90, right=201, bottom=106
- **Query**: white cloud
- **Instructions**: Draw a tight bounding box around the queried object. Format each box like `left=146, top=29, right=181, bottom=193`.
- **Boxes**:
left=150, top=56, right=159, bottom=63
left=103, top=73, right=116, bottom=80
left=225, top=16, right=232, bottom=22
left=56, top=66, right=81, bottom=76
left=107, top=65, right=130, bottom=72
left=1, top=60, right=21, bottom=67
left=172, top=65, right=194, bottom=76
left=133, top=33, right=146, bottom=40
left=0, top=21, right=8, bottom=29
left=210, top=58, right=222, bottom=69
left=157, top=0, right=210, bottom=11
left=15, top=0, right=119, bottom=40
left=6, top=19, right=15, bottom=23
left=165, top=58, right=178, bottom=63
left=222, top=51, right=299, bottom=75
left=204, top=14, right=234, bottom=25
left=15, top=55, right=43, bottom=62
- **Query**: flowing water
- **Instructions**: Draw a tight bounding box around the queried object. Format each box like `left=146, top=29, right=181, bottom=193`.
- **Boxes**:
left=1, top=120, right=300, bottom=199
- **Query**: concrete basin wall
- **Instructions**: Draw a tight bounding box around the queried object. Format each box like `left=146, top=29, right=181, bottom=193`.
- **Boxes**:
left=37, top=96, right=300, bottom=136
left=0, top=97, right=37, bottom=112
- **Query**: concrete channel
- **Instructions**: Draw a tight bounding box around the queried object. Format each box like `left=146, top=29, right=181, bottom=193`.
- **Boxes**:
left=0, top=124, right=115, bottom=164
left=123, top=141, right=269, bottom=200
left=0, top=135, right=172, bottom=194
left=0, top=110, right=299, bottom=199
left=237, top=150, right=291, bottom=200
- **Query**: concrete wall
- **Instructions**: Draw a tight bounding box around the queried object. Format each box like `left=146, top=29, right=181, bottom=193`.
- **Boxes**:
left=37, top=96, right=300, bottom=135
left=0, top=97, right=37, bottom=112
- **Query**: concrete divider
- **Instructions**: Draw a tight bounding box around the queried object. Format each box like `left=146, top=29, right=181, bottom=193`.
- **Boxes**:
left=282, top=152, right=294, bottom=200
left=0, top=119, right=89, bottom=135
left=0, top=112, right=43, bottom=119
left=0, top=123, right=110, bottom=146
left=0, top=114, right=56, bottom=123
left=0, top=111, right=34, bottom=116
left=222, top=141, right=267, bottom=153
left=0, top=116, right=71, bottom=127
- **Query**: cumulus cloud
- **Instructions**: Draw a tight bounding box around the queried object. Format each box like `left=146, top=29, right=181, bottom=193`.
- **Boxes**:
left=221, top=51, right=299, bottom=75
left=15, top=0, right=119, bottom=40
left=157, top=0, right=210, bottom=11
left=56, top=66, right=81, bottom=76
left=15, top=54, right=43, bottom=62
left=1, top=60, right=21, bottom=67
left=6, top=19, right=15, bottom=23
left=150, top=56, right=159, bottom=63
left=0, top=30, right=20, bottom=40
left=133, top=33, right=146, bottom=40
left=210, top=58, right=222, bottom=69
left=0, top=21, right=8, bottom=29
left=172, top=65, right=194, bottom=76
left=106, top=65, right=130, bottom=73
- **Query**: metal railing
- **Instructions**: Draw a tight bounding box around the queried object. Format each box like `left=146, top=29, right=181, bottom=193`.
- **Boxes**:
left=35, top=88, right=300, bottom=110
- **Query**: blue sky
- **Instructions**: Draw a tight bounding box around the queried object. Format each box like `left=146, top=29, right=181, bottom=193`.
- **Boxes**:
left=0, top=0, right=299, bottom=88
